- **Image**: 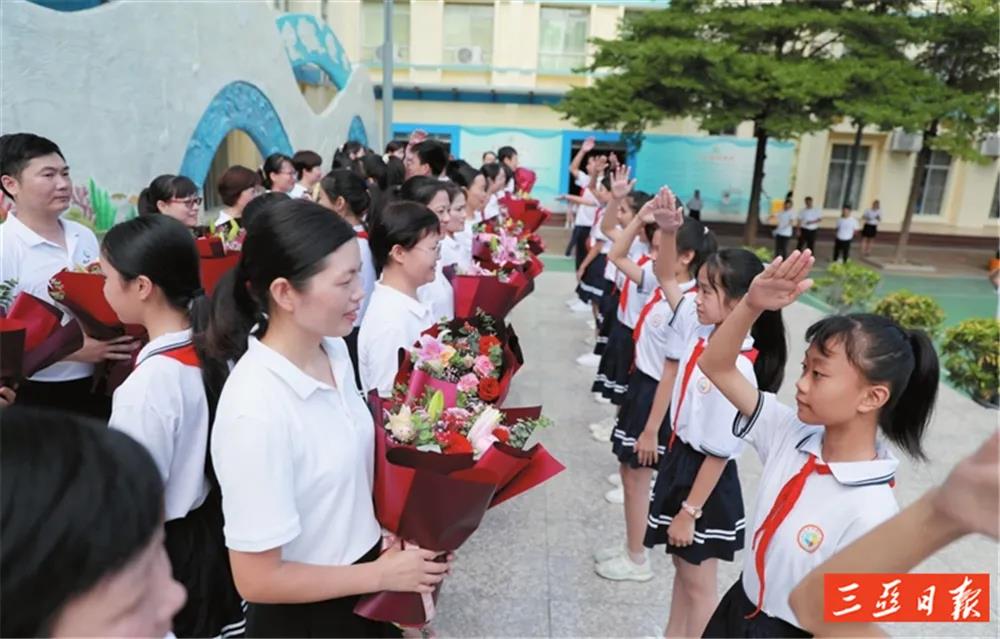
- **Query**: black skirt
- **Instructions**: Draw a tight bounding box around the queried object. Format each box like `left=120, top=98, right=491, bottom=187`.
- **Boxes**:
left=861, top=223, right=878, bottom=238
left=703, top=578, right=811, bottom=638
left=245, top=541, right=400, bottom=638
left=644, top=439, right=745, bottom=564
left=610, top=370, right=672, bottom=468
left=594, top=289, right=620, bottom=356
left=164, top=490, right=246, bottom=638
left=591, top=321, right=635, bottom=404
left=576, top=254, right=608, bottom=304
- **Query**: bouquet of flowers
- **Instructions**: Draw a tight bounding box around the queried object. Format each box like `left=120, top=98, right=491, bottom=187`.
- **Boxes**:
left=449, top=264, right=534, bottom=321
left=0, top=291, right=84, bottom=386
left=48, top=264, right=146, bottom=394
left=499, top=193, right=551, bottom=235
left=209, top=218, right=246, bottom=253
left=393, top=314, right=523, bottom=408
left=196, top=235, right=241, bottom=295
left=355, top=389, right=564, bottom=627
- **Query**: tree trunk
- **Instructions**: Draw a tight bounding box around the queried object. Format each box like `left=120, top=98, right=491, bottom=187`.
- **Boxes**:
left=745, top=124, right=768, bottom=246
left=894, top=122, right=938, bottom=263
left=842, top=120, right=864, bottom=209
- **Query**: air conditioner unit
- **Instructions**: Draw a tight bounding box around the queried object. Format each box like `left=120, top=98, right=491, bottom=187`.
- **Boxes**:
left=889, top=129, right=923, bottom=153
left=980, top=133, right=1000, bottom=158
left=456, top=46, right=484, bottom=65
left=374, top=43, right=406, bottom=63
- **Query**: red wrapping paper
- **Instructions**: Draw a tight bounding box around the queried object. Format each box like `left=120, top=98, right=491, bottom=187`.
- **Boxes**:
left=0, top=319, right=26, bottom=385
left=195, top=235, right=225, bottom=258
left=2, top=293, right=86, bottom=381
left=200, top=252, right=240, bottom=296
left=502, top=198, right=550, bottom=234
left=356, top=400, right=565, bottom=626
left=451, top=274, right=521, bottom=321
left=513, top=167, right=537, bottom=194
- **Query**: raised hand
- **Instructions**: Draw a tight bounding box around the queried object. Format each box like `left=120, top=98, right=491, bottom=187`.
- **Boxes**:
left=610, top=165, right=636, bottom=201
left=581, top=136, right=596, bottom=153
left=644, top=186, right=683, bottom=233
left=590, top=154, right=609, bottom=176
left=744, top=250, right=815, bottom=312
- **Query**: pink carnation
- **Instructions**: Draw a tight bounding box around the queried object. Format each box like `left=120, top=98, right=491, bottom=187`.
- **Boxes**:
left=458, top=373, right=479, bottom=392
left=473, top=355, right=495, bottom=377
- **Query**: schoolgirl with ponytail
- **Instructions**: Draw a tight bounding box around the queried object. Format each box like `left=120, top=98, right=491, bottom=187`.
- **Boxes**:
left=101, top=214, right=244, bottom=638
left=641, top=187, right=788, bottom=638
left=205, top=199, right=448, bottom=637
left=698, top=249, right=939, bottom=638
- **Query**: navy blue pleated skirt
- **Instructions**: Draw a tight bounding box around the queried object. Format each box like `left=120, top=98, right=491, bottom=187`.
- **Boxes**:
left=610, top=370, right=672, bottom=468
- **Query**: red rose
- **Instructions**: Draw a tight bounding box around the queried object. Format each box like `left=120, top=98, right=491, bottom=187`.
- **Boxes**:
left=479, top=335, right=501, bottom=356
left=442, top=432, right=474, bottom=455
left=478, top=377, right=501, bottom=402
left=492, top=427, right=510, bottom=443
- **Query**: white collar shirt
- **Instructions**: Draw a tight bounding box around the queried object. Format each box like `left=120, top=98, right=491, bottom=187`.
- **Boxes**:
left=863, top=208, right=881, bottom=225
left=211, top=336, right=381, bottom=565
left=288, top=183, right=310, bottom=200
left=574, top=173, right=598, bottom=227
left=481, top=194, right=502, bottom=221
left=417, top=262, right=454, bottom=324
left=359, top=282, right=434, bottom=397
left=775, top=211, right=794, bottom=237
left=633, top=279, right=696, bottom=379
left=734, top=391, right=899, bottom=627
left=109, top=329, right=210, bottom=521
left=440, top=233, right=472, bottom=271
left=352, top=226, right=377, bottom=327
left=799, top=207, right=823, bottom=230
left=835, top=217, right=858, bottom=241
left=0, top=213, right=99, bottom=381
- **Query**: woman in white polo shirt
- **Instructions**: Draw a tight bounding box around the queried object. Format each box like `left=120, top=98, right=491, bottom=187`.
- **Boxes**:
left=359, top=200, right=441, bottom=398
left=207, top=199, right=448, bottom=637
left=102, top=215, right=243, bottom=638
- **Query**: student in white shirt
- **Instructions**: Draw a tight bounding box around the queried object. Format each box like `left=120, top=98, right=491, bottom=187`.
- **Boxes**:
left=258, top=153, right=296, bottom=195
left=101, top=215, right=244, bottom=638
left=316, top=169, right=378, bottom=388
left=772, top=198, right=795, bottom=259
left=1, top=408, right=186, bottom=638
left=400, top=176, right=455, bottom=321
left=478, top=163, right=508, bottom=222
left=698, top=249, right=939, bottom=638
left=205, top=200, right=449, bottom=637
left=795, top=196, right=822, bottom=253
left=645, top=188, right=789, bottom=638
left=686, top=189, right=704, bottom=220
left=404, top=139, right=448, bottom=181
left=0, top=133, right=137, bottom=418
left=361, top=201, right=441, bottom=397
left=861, top=198, right=882, bottom=256
left=215, top=165, right=263, bottom=232
left=498, top=145, right=519, bottom=192
left=137, top=174, right=203, bottom=228
left=833, top=205, right=858, bottom=263
left=289, top=150, right=323, bottom=200
left=441, top=181, right=473, bottom=270
left=563, top=137, right=603, bottom=272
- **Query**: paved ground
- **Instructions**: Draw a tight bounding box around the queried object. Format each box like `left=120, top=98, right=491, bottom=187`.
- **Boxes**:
left=434, top=269, right=999, bottom=638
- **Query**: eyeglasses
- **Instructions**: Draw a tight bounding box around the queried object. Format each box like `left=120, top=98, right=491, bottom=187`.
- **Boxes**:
left=414, top=243, right=442, bottom=256
left=169, top=197, right=202, bottom=209
left=277, top=170, right=296, bottom=176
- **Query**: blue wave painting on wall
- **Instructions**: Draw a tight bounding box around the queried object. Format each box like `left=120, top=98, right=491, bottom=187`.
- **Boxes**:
left=178, top=81, right=293, bottom=187
left=276, top=13, right=352, bottom=91
left=348, top=116, right=368, bottom=146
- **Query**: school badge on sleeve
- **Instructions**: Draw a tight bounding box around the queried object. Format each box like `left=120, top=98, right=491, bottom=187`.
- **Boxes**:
left=797, top=524, right=824, bottom=553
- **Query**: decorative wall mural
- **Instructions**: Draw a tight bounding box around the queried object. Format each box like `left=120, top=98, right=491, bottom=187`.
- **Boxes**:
left=348, top=116, right=369, bottom=146
left=276, top=13, right=352, bottom=91
left=178, top=81, right=294, bottom=188
left=65, top=179, right=137, bottom=233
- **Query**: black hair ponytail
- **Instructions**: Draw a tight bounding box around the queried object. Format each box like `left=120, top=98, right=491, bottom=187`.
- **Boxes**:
left=259, top=153, right=293, bottom=190
left=137, top=174, right=198, bottom=216
left=319, top=169, right=372, bottom=222
left=676, top=217, right=718, bottom=279
left=805, top=314, right=939, bottom=459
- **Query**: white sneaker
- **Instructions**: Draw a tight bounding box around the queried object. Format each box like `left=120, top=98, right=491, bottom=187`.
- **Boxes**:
left=594, top=553, right=654, bottom=582
left=576, top=353, right=601, bottom=367
left=591, top=423, right=614, bottom=441
left=593, top=542, right=625, bottom=563
left=604, top=486, right=624, bottom=504
left=594, top=393, right=611, bottom=405
left=607, top=472, right=622, bottom=486
left=566, top=297, right=581, bottom=307
left=569, top=299, right=591, bottom=313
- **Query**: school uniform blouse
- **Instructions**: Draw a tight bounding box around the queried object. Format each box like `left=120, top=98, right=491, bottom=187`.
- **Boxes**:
left=617, top=259, right=657, bottom=328
left=836, top=217, right=858, bottom=241
left=862, top=208, right=882, bottom=226
left=0, top=214, right=99, bottom=382
left=440, top=233, right=472, bottom=271
left=798, top=207, right=823, bottom=231
left=482, top=194, right=501, bottom=221
left=417, top=263, right=455, bottom=322
left=774, top=211, right=794, bottom=237
left=666, top=297, right=758, bottom=460
left=352, top=225, right=377, bottom=327
left=733, top=392, right=899, bottom=627
left=211, top=336, right=381, bottom=566
left=359, top=282, right=434, bottom=397
left=288, top=183, right=310, bottom=200
left=109, top=329, right=210, bottom=521
left=573, top=172, right=598, bottom=228
left=633, top=279, right=696, bottom=380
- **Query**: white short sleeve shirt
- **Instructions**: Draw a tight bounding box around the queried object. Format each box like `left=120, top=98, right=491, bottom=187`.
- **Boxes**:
left=734, top=392, right=900, bottom=627
left=574, top=176, right=599, bottom=228
left=418, top=263, right=455, bottom=323
left=288, top=183, right=310, bottom=200
left=633, top=279, right=696, bottom=379
left=0, top=214, right=99, bottom=382
left=211, top=336, right=381, bottom=566
left=799, top=207, right=823, bottom=230
left=109, top=329, right=210, bottom=521
left=862, top=208, right=881, bottom=226
left=835, top=217, right=858, bottom=241
left=774, top=211, right=794, bottom=237
left=353, top=229, right=377, bottom=327
left=359, top=282, right=434, bottom=397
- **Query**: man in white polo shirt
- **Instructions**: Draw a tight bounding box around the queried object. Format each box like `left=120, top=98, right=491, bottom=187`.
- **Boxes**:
left=0, top=133, right=138, bottom=417
left=795, top=195, right=823, bottom=253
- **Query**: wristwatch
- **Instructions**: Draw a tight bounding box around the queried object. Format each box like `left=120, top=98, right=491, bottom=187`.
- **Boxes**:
left=681, top=500, right=703, bottom=520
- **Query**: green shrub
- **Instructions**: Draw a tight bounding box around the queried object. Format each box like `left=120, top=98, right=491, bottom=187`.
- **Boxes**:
left=872, top=290, right=946, bottom=339
left=813, top=261, right=881, bottom=312
left=942, top=318, right=999, bottom=406
left=743, top=245, right=774, bottom=264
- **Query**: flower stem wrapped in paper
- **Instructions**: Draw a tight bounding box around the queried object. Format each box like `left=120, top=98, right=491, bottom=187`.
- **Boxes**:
left=48, top=264, right=146, bottom=394
left=356, top=390, right=564, bottom=627
left=499, top=193, right=551, bottom=235
left=0, top=292, right=84, bottom=386
left=196, top=235, right=241, bottom=296
left=449, top=263, right=534, bottom=322
left=392, top=313, right=524, bottom=408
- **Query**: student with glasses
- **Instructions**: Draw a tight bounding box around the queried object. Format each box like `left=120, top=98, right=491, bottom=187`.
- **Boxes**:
left=258, top=153, right=296, bottom=195
left=138, top=174, right=203, bottom=228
